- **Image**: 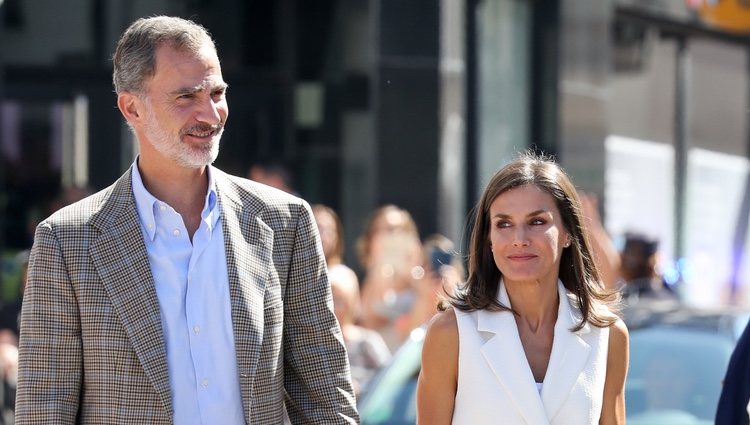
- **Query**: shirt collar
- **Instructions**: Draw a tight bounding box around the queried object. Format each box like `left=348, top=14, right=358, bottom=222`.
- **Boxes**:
left=131, top=159, right=220, bottom=241
left=203, top=169, right=220, bottom=230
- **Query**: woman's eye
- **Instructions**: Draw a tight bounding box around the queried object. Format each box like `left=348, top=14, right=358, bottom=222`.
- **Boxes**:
left=530, top=218, right=545, bottom=225
left=496, top=221, right=511, bottom=228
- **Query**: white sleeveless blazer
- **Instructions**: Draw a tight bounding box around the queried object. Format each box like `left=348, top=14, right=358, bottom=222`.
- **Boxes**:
left=452, top=280, right=609, bottom=425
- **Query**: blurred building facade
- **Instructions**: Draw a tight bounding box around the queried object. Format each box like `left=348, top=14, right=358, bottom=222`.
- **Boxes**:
left=1, top=0, right=750, bottom=305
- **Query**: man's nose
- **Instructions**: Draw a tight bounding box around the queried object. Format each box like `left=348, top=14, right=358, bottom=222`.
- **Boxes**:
left=196, top=96, right=224, bottom=125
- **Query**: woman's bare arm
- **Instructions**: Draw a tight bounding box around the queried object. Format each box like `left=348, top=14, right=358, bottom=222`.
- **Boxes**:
left=600, top=319, right=629, bottom=425
left=416, top=308, right=459, bottom=424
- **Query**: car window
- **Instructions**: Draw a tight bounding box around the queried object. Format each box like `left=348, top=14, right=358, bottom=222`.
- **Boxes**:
left=626, top=326, right=735, bottom=425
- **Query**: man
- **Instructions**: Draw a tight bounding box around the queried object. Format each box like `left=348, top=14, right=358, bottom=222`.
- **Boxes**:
left=716, top=319, right=750, bottom=425
left=619, top=233, right=677, bottom=302
left=15, top=16, right=359, bottom=424
left=247, top=159, right=297, bottom=195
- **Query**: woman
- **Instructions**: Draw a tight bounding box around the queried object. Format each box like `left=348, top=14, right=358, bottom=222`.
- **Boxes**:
left=398, top=233, right=464, bottom=343
left=356, top=205, right=424, bottom=350
left=313, top=204, right=391, bottom=395
left=312, top=204, right=352, bottom=269
left=416, top=153, right=629, bottom=424
left=327, top=266, right=391, bottom=397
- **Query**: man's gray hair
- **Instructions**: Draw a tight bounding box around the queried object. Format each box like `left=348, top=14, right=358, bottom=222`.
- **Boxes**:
left=112, top=16, right=216, bottom=94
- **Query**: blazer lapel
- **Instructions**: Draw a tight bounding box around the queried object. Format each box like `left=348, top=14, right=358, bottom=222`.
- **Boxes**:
left=214, top=170, right=271, bottom=416
left=88, top=170, right=173, bottom=418
left=478, top=283, right=550, bottom=425
left=540, top=281, right=592, bottom=421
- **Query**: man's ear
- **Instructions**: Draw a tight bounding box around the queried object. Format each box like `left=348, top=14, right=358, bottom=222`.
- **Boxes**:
left=117, top=91, right=142, bottom=124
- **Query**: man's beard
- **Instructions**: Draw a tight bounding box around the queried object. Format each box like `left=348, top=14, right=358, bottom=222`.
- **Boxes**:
left=142, top=104, right=223, bottom=169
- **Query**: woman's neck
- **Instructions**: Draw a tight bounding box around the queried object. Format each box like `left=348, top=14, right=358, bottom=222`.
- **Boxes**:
left=504, top=278, right=559, bottom=333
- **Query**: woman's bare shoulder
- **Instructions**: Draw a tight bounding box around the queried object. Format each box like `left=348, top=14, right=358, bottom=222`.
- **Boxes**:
left=428, top=307, right=459, bottom=333
left=424, top=308, right=459, bottom=351
left=608, top=318, right=629, bottom=348
left=609, top=319, right=628, bottom=339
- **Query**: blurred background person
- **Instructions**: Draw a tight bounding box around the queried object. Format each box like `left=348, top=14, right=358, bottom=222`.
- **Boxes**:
left=0, top=251, right=24, bottom=424
left=47, top=185, right=94, bottom=217
left=247, top=159, right=297, bottom=195
left=0, top=330, right=18, bottom=425
left=578, top=192, right=622, bottom=291
left=313, top=203, right=390, bottom=396
left=328, top=266, right=390, bottom=398
left=357, top=204, right=424, bottom=350
left=620, top=232, right=678, bottom=303
left=312, top=204, right=353, bottom=273
left=395, top=233, right=464, bottom=343
left=0, top=250, right=28, bottom=341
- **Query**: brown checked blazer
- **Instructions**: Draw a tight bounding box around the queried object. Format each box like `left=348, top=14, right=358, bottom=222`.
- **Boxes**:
left=15, top=166, right=359, bottom=424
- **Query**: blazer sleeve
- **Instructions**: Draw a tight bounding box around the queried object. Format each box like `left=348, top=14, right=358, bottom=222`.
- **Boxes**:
left=716, top=319, right=750, bottom=425
left=281, top=201, right=359, bottom=424
left=15, top=223, right=82, bottom=424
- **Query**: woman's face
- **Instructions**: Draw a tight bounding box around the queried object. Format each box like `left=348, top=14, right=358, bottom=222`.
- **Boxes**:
left=367, top=209, right=419, bottom=268
left=488, top=184, right=569, bottom=287
left=371, top=209, right=411, bottom=237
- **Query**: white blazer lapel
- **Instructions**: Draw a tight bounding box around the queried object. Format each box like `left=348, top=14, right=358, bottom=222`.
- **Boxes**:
left=540, top=281, right=592, bottom=420
left=478, top=282, right=550, bottom=425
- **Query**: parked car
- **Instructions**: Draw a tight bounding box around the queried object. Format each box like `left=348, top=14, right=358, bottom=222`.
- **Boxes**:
left=357, top=300, right=750, bottom=425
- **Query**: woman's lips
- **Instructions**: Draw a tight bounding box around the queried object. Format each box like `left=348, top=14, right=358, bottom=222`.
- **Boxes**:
left=507, top=253, right=537, bottom=261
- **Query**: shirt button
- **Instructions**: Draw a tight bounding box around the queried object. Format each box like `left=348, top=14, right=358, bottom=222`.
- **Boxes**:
left=193, top=325, right=201, bottom=334
left=201, top=378, right=209, bottom=388
left=147, top=223, right=153, bottom=230
left=160, top=204, right=167, bottom=211
left=173, top=229, right=180, bottom=236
